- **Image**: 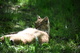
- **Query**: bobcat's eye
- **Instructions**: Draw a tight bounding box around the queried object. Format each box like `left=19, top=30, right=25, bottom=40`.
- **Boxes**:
left=38, top=17, right=41, bottom=19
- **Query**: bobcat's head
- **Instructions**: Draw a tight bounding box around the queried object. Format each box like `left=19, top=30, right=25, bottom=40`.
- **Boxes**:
left=35, top=15, right=50, bottom=34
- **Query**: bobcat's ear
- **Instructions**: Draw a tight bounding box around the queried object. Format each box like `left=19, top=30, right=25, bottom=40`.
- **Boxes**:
left=44, top=16, right=49, bottom=21
left=37, top=15, right=41, bottom=19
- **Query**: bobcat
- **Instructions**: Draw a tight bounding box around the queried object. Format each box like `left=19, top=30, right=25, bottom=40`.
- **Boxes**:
left=35, top=15, right=50, bottom=35
left=0, top=28, right=49, bottom=44
left=0, top=15, right=50, bottom=44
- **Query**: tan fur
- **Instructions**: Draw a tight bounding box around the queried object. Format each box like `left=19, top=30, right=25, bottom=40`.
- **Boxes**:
left=35, top=15, right=50, bottom=34
left=0, top=28, right=49, bottom=44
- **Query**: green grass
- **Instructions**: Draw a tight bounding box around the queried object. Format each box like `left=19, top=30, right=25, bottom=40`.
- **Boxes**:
left=0, top=38, right=79, bottom=53
left=0, top=0, right=80, bottom=53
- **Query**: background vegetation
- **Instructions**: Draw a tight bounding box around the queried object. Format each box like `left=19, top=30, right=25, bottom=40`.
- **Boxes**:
left=0, top=0, right=80, bottom=53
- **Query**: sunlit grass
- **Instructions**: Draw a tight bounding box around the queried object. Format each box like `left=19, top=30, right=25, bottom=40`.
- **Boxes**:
left=17, top=0, right=29, bottom=6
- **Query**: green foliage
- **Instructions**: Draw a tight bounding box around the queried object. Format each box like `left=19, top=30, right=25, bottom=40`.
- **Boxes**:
left=0, top=0, right=80, bottom=53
